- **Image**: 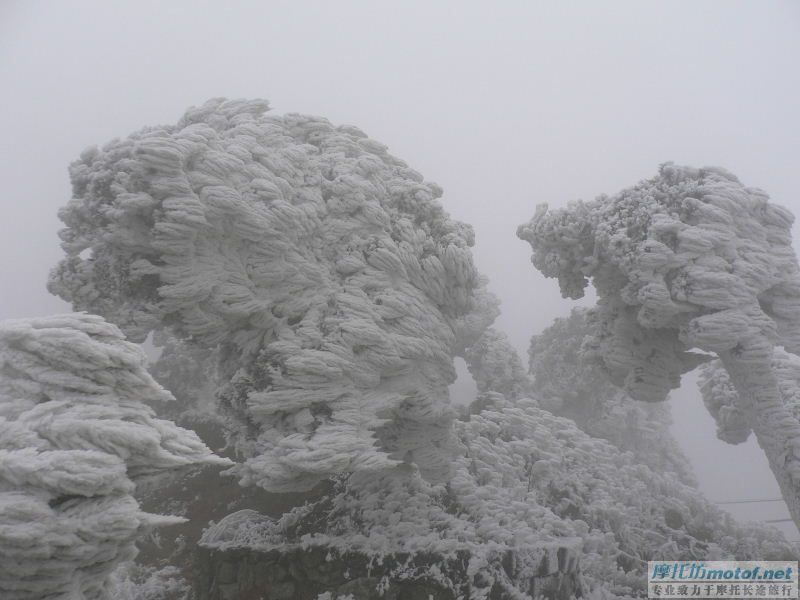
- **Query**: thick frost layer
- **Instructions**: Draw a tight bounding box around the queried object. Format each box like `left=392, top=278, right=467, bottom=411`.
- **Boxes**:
left=518, top=164, right=800, bottom=402
left=49, top=98, right=495, bottom=492
left=0, top=313, right=229, bottom=599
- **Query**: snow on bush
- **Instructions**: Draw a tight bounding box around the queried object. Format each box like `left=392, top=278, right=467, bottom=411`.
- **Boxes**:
left=49, top=98, right=497, bottom=493
left=0, top=313, right=229, bottom=599
left=201, top=392, right=793, bottom=599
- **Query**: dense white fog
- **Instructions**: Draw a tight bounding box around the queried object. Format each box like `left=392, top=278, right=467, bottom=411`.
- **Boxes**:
left=1, top=0, right=799, bottom=558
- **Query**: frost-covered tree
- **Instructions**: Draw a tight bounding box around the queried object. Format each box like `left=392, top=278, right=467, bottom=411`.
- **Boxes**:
left=49, top=98, right=496, bottom=493
left=529, top=308, right=695, bottom=483
left=518, top=163, right=800, bottom=528
left=0, top=313, right=229, bottom=599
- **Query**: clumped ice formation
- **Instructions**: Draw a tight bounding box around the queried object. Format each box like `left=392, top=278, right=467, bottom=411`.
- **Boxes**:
left=49, top=98, right=494, bottom=493
left=0, top=313, right=228, bottom=599
left=518, top=163, right=800, bottom=527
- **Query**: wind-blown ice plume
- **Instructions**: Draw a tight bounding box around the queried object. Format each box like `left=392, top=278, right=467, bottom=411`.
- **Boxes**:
left=518, top=163, right=800, bottom=529
left=49, top=98, right=495, bottom=493
left=0, top=313, right=230, bottom=600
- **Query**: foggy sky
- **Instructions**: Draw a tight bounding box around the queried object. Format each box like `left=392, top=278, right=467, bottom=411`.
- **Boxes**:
left=1, top=1, right=799, bottom=536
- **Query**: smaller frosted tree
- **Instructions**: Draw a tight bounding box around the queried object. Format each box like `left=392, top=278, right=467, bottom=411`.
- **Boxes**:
left=529, top=308, right=695, bottom=483
left=0, top=313, right=229, bottom=599
left=518, top=164, right=800, bottom=528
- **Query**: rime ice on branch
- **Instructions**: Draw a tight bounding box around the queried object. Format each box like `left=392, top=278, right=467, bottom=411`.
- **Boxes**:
left=49, top=98, right=496, bottom=493
left=700, top=350, right=800, bottom=446
left=518, top=163, right=800, bottom=529
left=0, top=313, right=229, bottom=600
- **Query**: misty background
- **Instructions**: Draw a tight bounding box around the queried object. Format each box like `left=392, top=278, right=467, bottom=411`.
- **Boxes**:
left=1, top=1, right=798, bottom=539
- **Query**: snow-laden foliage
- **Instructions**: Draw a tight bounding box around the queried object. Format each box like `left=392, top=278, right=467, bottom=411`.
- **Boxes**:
left=49, top=98, right=497, bottom=493
left=0, top=313, right=229, bottom=600
left=461, top=399, right=793, bottom=597
left=519, top=163, right=800, bottom=529
left=202, top=395, right=793, bottom=599
left=518, top=163, right=800, bottom=402
left=530, top=308, right=695, bottom=484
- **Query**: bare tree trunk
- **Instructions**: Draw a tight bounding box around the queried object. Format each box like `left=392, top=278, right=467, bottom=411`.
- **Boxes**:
left=719, top=339, right=800, bottom=531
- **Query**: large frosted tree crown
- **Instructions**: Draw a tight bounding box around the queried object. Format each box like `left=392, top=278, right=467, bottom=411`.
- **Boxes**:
left=518, top=164, right=800, bottom=402
left=49, top=98, right=496, bottom=492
